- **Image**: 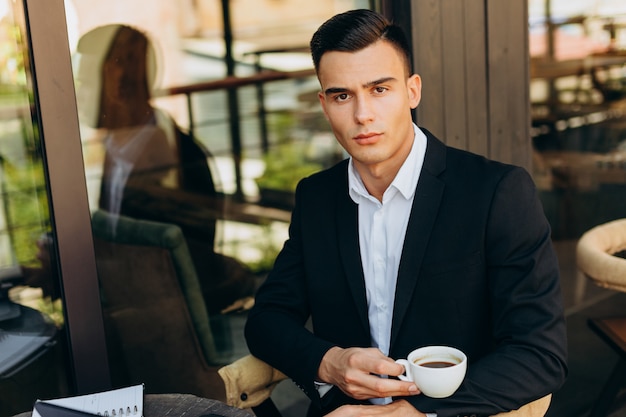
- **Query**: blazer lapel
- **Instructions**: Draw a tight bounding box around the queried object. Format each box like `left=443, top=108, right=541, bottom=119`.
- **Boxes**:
left=391, top=131, right=446, bottom=347
left=335, top=167, right=370, bottom=338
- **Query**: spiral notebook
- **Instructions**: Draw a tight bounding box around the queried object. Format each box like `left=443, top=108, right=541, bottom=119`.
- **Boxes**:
left=32, top=384, right=144, bottom=417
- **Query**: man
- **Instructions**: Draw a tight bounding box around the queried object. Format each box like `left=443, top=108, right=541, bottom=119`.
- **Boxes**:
left=245, top=9, right=567, bottom=417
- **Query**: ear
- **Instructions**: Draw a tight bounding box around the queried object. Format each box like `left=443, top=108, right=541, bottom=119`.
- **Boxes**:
left=407, top=74, right=422, bottom=109
left=318, top=91, right=330, bottom=121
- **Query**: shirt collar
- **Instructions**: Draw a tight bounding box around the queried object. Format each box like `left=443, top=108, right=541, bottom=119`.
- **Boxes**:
left=348, top=124, right=426, bottom=204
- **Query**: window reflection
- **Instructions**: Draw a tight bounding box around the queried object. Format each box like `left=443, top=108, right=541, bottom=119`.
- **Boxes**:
left=69, top=0, right=368, bottom=398
left=75, top=22, right=257, bottom=312
left=74, top=24, right=260, bottom=394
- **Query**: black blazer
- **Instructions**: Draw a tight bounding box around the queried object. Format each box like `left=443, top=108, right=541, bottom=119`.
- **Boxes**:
left=245, top=128, right=567, bottom=417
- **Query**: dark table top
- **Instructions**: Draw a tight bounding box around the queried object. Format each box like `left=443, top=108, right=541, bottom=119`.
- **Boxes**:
left=0, top=303, right=57, bottom=378
left=14, top=393, right=253, bottom=417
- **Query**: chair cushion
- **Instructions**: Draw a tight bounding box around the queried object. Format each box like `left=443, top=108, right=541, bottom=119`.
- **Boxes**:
left=218, top=354, right=287, bottom=409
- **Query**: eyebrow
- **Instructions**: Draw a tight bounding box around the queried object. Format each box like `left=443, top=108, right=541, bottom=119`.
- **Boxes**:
left=323, top=76, right=397, bottom=96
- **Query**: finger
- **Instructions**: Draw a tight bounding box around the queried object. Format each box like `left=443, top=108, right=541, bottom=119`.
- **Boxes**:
left=325, top=401, right=423, bottom=417
left=325, top=404, right=389, bottom=417
left=370, top=376, right=420, bottom=398
left=346, top=374, right=419, bottom=400
left=372, top=359, right=406, bottom=377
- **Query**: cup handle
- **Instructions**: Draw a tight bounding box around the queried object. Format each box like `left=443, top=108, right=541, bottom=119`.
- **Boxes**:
left=395, top=359, right=411, bottom=382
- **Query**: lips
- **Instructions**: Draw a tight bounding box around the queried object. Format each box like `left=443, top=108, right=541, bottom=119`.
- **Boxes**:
left=353, top=132, right=382, bottom=144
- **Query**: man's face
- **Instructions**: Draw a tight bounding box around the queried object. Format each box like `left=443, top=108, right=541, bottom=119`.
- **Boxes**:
left=317, top=40, right=421, bottom=176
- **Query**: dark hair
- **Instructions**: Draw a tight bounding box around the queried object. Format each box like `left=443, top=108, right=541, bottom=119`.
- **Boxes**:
left=310, top=9, right=412, bottom=75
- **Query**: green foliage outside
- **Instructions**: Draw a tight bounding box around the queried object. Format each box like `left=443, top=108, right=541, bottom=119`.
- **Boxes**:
left=255, top=142, right=323, bottom=191
left=255, top=111, right=323, bottom=192
left=0, top=18, right=61, bottom=324
left=245, top=223, right=282, bottom=275
left=2, top=157, right=49, bottom=266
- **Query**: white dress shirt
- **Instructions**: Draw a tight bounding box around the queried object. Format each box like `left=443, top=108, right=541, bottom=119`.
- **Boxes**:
left=346, top=124, right=426, bottom=405
left=348, top=124, right=425, bottom=358
left=315, top=125, right=432, bottom=413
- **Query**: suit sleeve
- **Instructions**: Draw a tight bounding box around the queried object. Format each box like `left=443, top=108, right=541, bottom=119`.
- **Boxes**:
left=244, top=178, right=335, bottom=407
left=406, top=167, right=568, bottom=417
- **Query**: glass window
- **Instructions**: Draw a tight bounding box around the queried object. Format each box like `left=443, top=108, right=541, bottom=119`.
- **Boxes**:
left=0, top=0, right=72, bottom=414
left=529, top=0, right=626, bottom=302
left=529, top=3, right=626, bottom=413
left=530, top=0, right=626, bottom=240
left=66, top=0, right=372, bottom=398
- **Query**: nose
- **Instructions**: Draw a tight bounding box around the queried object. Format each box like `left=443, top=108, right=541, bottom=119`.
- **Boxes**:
left=354, top=95, right=374, bottom=124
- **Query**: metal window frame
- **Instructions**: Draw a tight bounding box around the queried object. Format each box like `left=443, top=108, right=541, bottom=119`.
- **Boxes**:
left=23, top=0, right=110, bottom=393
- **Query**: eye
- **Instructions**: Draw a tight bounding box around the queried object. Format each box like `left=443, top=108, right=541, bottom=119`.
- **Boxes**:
left=373, top=86, right=388, bottom=94
left=335, top=93, right=351, bottom=102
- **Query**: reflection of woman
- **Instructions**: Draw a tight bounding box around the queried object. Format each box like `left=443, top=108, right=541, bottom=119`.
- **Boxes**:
left=95, top=25, right=177, bottom=216
left=76, top=25, right=183, bottom=219
left=75, top=24, right=255, bottom=314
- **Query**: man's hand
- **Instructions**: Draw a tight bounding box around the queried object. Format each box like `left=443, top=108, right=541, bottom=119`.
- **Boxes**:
left=324, top=399, right=426, bottom=416
left=318, top=346, right=420, bottom=400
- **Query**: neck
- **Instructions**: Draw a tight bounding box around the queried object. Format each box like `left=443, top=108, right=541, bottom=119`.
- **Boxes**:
left=355, top=162, right=398, bottom=202
left=354, top=136, right=414, bottom=202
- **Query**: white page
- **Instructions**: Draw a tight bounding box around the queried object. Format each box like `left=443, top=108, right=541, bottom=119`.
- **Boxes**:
left=32, top=384, right=144, bottom=417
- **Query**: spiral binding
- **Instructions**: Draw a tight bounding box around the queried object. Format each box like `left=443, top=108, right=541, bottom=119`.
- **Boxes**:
left=100, top=405, right=139, bottom=416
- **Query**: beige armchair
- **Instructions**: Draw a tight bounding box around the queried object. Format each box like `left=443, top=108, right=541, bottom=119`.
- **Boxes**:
left=219, top=354, right=551, bottom=417
left=576, top=218, right=626, bottom=292
left=576, top=218, right=626, bottom=417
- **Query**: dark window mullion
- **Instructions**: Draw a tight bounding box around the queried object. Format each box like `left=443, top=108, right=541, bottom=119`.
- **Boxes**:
left=23, top=0, right=110, bottom=393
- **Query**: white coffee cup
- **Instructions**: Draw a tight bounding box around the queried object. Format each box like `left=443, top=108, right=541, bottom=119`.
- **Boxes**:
left=395, top=345, right=467, bottom=398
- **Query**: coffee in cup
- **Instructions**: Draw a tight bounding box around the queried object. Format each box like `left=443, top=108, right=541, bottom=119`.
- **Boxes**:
left=395, top=345, right=467, bottom=398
